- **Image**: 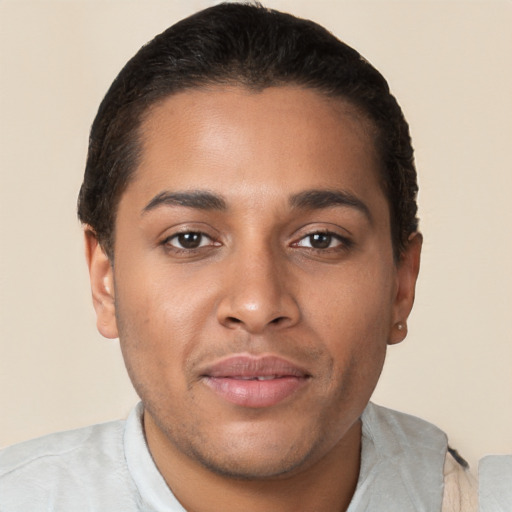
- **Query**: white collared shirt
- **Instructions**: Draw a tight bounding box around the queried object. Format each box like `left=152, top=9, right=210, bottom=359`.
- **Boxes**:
left=0, top=402, right=477, bottom=511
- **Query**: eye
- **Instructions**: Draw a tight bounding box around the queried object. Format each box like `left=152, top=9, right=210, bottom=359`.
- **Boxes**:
left=164, top=232, right=214, bottom=250
left=293, top=232, right=351, bottom=250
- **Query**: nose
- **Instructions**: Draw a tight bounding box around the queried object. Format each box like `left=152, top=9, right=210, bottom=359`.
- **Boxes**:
left=216, top=246, right=301, bottom=333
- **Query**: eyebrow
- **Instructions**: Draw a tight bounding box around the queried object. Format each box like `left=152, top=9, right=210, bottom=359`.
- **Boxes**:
left=289, top=189, right=372, bottom=221
left=141, top=188, right=371, bottom=221
left=142, top=190, right=227, bottom=214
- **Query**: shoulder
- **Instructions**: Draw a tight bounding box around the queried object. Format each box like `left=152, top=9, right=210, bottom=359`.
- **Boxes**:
left=479, top=454, right=512, bottom=512
left=0, top=419, right=136, bottom=511
left=0, top=419, right=125, bottom=477
left=356, top=402, right=481, bottom=512
left=362, top=402, right=448, bottom=451
left=363, top=404, right=479, bottom=512
left=353, top=403, right=448, bottom=510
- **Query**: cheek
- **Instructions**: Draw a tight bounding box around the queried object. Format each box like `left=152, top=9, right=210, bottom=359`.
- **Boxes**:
left=115, top=257, right=215, bottom=335
left=302, top=261, right=394, bottom=376
left=305, top=262, right=394, bottom=334
left=113, top=265, right=214, bottom=385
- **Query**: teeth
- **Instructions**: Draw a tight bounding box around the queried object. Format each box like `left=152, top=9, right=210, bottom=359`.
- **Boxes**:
left=257, top=376, right=276, bottom=381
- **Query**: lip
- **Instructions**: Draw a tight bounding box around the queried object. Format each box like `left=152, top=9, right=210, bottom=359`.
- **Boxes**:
left=201, top=354, right=310, bottom=408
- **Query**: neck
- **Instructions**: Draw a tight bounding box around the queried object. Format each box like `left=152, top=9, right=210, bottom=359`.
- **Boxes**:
left=145, top=414, right=362, bottom=512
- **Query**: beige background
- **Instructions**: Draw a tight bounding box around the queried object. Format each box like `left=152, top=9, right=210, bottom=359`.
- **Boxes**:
left=1, top=0, right=511, bottom=471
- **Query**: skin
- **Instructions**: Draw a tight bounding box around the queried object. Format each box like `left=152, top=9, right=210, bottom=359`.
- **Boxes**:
left=85, top=86, right=421, bottom=512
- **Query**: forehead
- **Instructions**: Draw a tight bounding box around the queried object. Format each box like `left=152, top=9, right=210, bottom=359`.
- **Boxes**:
left=128, top=85, right=383, bottom=208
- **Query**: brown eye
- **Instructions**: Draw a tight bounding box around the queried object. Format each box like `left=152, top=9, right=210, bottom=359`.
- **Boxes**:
left=309, top=233, right=332, bottom=249
left=167, top=232, right=211, bottom=249
left=293, top=231, right=351, bottom=251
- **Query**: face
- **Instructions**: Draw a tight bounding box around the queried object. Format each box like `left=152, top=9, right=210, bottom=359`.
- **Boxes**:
left=87, top=86, right=420, bottom=480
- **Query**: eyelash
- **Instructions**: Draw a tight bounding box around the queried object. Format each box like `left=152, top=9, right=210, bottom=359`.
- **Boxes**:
left=162, top=232, right=218, bottom=253
left=161, top=230, right=352, bottom=255
left=291, top=231, right=353, bottom=252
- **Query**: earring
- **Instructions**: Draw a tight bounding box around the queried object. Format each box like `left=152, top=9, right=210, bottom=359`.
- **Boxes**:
left=396, top=322, right=405, bottom=331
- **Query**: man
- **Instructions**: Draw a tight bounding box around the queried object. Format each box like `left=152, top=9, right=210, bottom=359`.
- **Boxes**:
left=0, top=3, right=477, bottom=511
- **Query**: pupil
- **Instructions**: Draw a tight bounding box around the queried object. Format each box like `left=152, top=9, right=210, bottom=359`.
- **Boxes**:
left=311, top=233, right=331, bottom=249
left=178, top=233, right=201, bottom=249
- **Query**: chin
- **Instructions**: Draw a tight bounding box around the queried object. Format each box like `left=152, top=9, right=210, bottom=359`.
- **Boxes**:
left=181, top=419, right=328, bottom=481
left=188, top=442, right=318, bottom=481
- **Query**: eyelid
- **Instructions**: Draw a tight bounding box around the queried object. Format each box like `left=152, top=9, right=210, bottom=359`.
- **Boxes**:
left=159, top=224, right=223, bottom=254
left=157, top=221, right=220, bottom=241
left=293, top=232, right=345, bottom=248
left=290, top=222, right=353, bottom=241
left=293, top=231, right=352, bottom=248
left=164, top=231, right=214, bottom=249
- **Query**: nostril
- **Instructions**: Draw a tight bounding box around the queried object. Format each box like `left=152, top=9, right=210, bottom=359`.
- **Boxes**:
left=270, top=316, right=286, bottom=325
left=226, top=316, right=242, bottom=324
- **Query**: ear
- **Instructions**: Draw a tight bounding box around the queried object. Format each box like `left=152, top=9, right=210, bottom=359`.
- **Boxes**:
left=84, top=227, right=118, bottom=339
left=388, top=232, right=422, bottom=345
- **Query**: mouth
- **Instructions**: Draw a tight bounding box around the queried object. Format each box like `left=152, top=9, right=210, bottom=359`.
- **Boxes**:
left=201, top=354, right=311, bottom=408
